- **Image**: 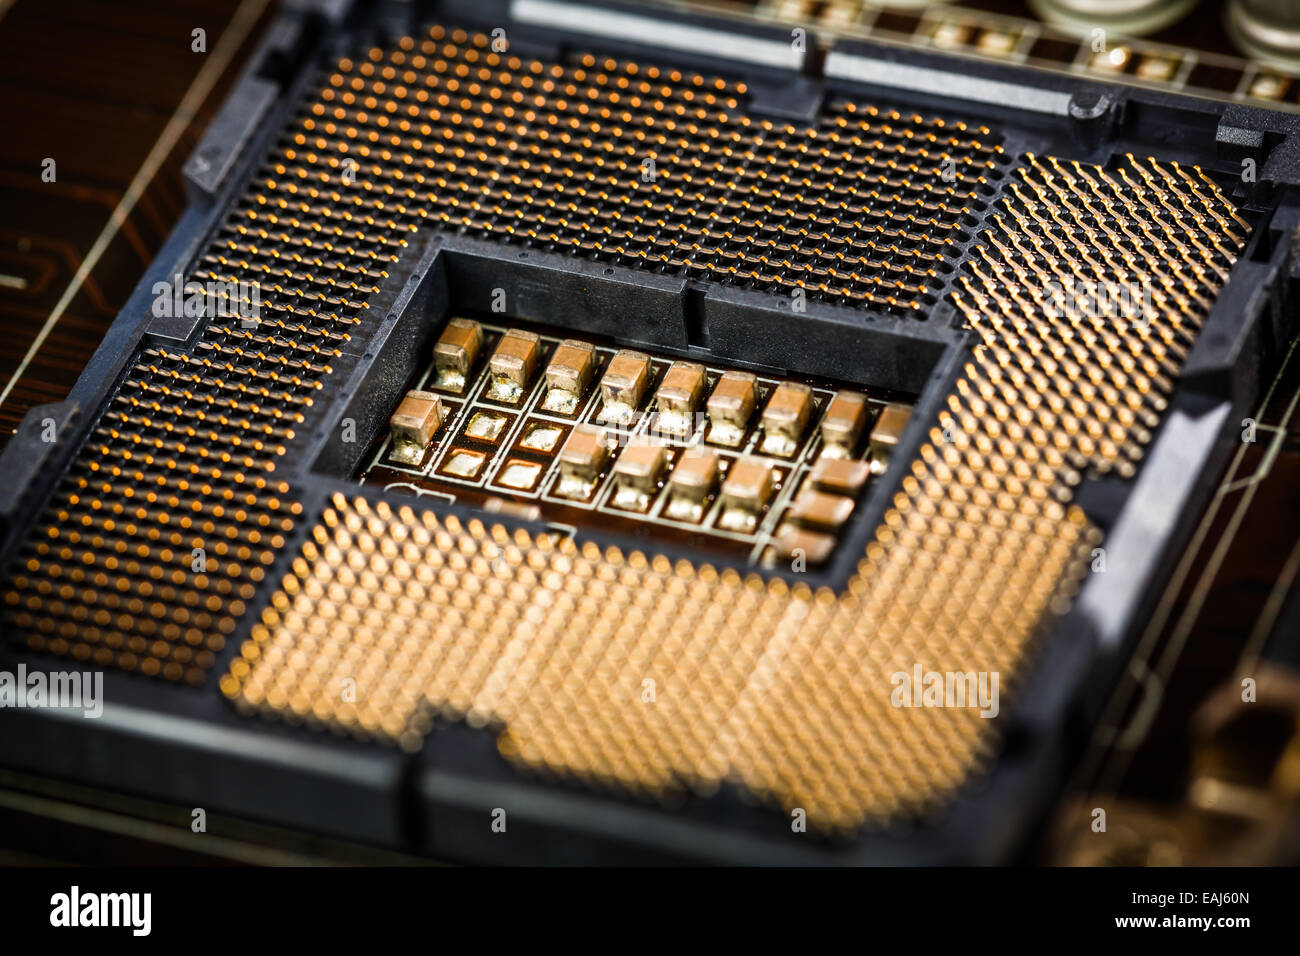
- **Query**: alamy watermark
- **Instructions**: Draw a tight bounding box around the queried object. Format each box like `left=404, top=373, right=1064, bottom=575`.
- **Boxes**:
left=1043, top=278, right=1157, bottom=328
left=890, top=663, right=1000, bottom=718
left=978, top=277, right=1159, bottom=329
left=50, top=886, right=150, bottom=936
left=0, top=664, right=103, bottom=718
left=151, top=273, right=262, bottom=325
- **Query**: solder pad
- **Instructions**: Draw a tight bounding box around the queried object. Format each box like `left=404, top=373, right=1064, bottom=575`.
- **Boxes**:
left=0, top=20, right=1254, bottom=838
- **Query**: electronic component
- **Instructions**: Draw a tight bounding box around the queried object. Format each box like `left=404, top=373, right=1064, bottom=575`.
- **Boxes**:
left=820, top=391, right=870, bottom=459
left=787, top=487, right=855, bottom=531
left=542, top=339, right=597, bottom=414
left=869, top=403, right=913, bottom=471
left=653, top=361, right=706, bottom=437
left=598, top=350, right=651, bottom=425
left=432, top=317, right=483, bottom=394
left=483, top=496, right=543, bottom=522
left=387, top=390, right=444, bottom=465
left=0, top=2, right=1285, bottom=871
left=1229, top=0, right=1300, bottom=69
left=487, top=328, right=541, bottom=403
left=773, top=524, right=837, bottom=565
left=1032, top=0, right=1200, bottom=38
left=363, top=321, right=894, bottom=561
left=759, top=382, right=813, bottom=457
left=612, top=438, right=669, bottom=511
left=809, top=457, right=872, bottom=497
left=718, top=457, right=776, bottom=532
left=557, top=424, right=611, bottom=499
left=706, top=371, right=758, bottom=447
left=665, top=446, right=719, bottom=523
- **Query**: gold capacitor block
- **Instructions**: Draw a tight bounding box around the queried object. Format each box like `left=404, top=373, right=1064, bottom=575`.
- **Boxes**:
left=542, top=339, right=597, bottom=414
left=809, top=457, right=872, bottom=497
left=488, top=329, right=541, bottom=403
left=788, top=488, right=855, bottom=530
left=665, top=446, right=719, bottom=522
left=598, top=350, right=652, bottom=425
left=433, top=318, right=484, bottom=393
left=760, top=382, right=814, bottom=457
left=869, top=402, right=912, bottom=472
left=557, top=424, right=610, bottom=499
left=707, top=371, right=758, bottom=447
left=718, top=456, right=775, bottom=531
left=483, top=496, right=542, bottom=522
left=773, top=523, right=837, bottom=565
left=612, top=439, right=669, bottom=512
left=388, top=390, right=444, bottom=465
left=820, top=390, right=870, bottom=459
left=654, top=361, right=706, bottom=436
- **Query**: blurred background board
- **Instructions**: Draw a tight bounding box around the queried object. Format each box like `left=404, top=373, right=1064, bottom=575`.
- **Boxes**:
left=0, top=0, right=274, bottom=443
